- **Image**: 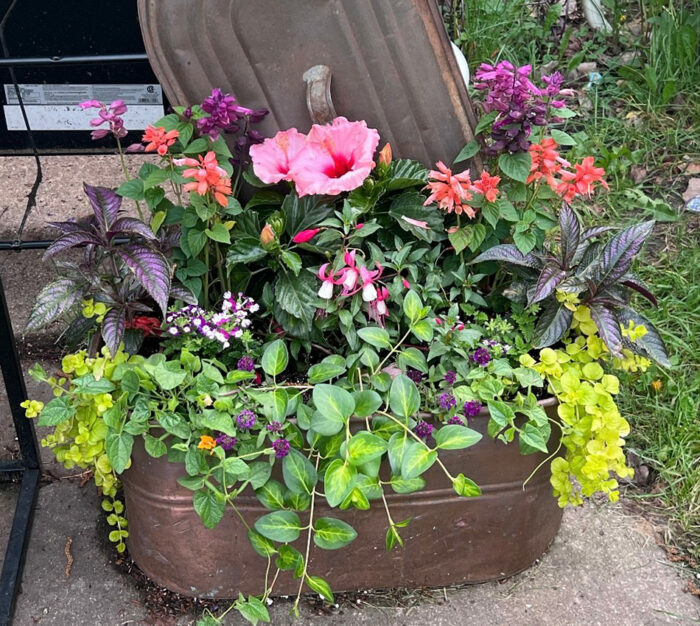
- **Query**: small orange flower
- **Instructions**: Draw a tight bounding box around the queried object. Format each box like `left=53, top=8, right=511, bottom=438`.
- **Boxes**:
left=198, top=435, right=217, bottom=451
left=175, top=151, right=232, bottom=207
left=142, top=126, right=179, bottom=156
left=423, top=161, right=475, bottom=217
left=527, top=138, right=570, bottom=189
left=472, top=170, right=501, bottom=203
left=556, top=157, right=608, bottom=203
left=651, top=380, right=662, bottom=392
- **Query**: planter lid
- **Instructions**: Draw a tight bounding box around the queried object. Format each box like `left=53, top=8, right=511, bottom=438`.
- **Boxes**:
left=138, top=0, right=481, bottom=167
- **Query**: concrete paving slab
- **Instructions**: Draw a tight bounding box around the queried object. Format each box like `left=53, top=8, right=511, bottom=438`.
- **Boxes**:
left=1, top=481, right=697, bottom=626
left=1, top=155, right=155, bottom=240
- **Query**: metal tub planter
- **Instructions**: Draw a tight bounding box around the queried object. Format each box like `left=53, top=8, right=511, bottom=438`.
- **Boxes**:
left=122, top=399, right=562, bottom=598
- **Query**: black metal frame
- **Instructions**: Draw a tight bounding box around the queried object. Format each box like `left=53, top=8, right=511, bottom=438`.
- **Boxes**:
left=0, top=43, right=154, bottom=626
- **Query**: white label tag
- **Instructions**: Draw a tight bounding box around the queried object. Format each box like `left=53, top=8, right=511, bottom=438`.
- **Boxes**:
left=3, top=84, right=164, bottom=131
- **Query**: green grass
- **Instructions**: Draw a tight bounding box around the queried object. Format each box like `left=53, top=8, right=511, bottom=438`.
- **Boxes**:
left=446, top=0, right=700, bottom=563
left=619, top=223, right=699, bottom=561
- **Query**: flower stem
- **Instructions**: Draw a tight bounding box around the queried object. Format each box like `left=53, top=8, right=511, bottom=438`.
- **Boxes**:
left=378, top=410, right=454, bottom=481
left=291, top=454, right=320, bottom=615
left=115, top=137, right=144, bottom=220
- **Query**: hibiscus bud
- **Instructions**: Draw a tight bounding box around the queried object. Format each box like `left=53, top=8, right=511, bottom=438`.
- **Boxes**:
left=267, top=210, right=285, bottom=236
left=292, top=228, right=321, bottom=244
left=260, top=224, right=276, bottom=248
left=378, top=143, right=392, bottom=167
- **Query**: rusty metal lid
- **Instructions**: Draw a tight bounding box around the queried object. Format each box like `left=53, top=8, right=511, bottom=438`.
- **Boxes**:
left=137, top=0, right=481, bottom=168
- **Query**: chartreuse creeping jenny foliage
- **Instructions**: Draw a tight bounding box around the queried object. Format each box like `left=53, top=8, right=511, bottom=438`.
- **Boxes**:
left=24, top=346, right=140, bottom=553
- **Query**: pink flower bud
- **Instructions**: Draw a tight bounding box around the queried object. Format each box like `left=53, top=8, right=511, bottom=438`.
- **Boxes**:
left=402, top=278, right=410, bottom=289
left=292, top=228, right=321, bottom=244
left=355, top=223, right=364, bottom=230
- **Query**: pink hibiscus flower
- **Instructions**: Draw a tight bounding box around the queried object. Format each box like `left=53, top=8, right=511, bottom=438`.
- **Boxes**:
left=250, top=128, right=308, bottom=184
left=291, top=117, right=380, bottom=197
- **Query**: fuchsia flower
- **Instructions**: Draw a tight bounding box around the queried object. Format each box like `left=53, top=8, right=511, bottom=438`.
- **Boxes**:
left=249, top=128, right=308, bottom=184
left=359, top=264, right=383, bottom=302
left=340, top=251, right=359, bottom=295
left=368, top=286, right=390, bottom=327
left=317, top=264, right=340, bottom=299
left=292, top=228, right=321, bottom=244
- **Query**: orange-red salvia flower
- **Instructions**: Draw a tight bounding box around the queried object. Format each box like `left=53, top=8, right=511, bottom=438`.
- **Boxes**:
left=175, top=151, right=232, bottom=207
left=472, top=170, right=501, bottom=203
left=198, top=435, right=217, bottom=451
left=527, top=138, right=570, bottom=188
left=423, top=161, right=475, bottom=217
left=142, top=126, right=179, bottom=156
left=556, top=156, right=608, bottom=203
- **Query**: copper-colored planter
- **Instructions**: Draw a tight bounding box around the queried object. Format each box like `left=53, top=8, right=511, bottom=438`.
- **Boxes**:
left=122, top=399, right=563, bottom=598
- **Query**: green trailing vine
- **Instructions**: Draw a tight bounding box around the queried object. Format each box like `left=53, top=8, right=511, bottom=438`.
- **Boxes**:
left=25, top=346, right=140, bottom=553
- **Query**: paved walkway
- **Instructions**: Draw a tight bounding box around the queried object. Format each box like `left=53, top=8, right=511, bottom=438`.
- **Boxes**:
left=0, top=481, right=698, bottom=625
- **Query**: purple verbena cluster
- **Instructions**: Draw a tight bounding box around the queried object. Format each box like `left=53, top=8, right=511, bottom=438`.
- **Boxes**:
left=406, top=369, right=423, bottom=384
left=438, top=392, right=457, bottom=411
left=448, top=415, right=465, bottom=426
left=164, top=292, right=258, bottom=349
left=215, top=433, right=237, bottom=451
left=444, top=370, right=457, bottom=385
left=237, top=355, right=256, bottom=371
left=266, top=421, right=283, bottom=433
left=473, top=61, right=571, bottom=154
left=236, top=410, right=256, bottom=429
left=79, top=99, right=128, bottom=140
left=471, top=347, right=491, bottom=366
left=414, top=420, right=434, bottom=440
left=272, top=438, right=290, bottom=458
left=463, top=400, right=482, bottom=418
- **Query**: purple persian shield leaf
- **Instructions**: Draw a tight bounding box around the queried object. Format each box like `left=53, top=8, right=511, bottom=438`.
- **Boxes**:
left=83, top=183, right=122, bottom=232
left=589, top=303, right=623, bottom=357
left=169, top=283, right=198, bottom=305
left=529, top=264, right=568, bottom=305
left=101, top=306, right=126, bottom=357
left=532, top=302, right=573, bottom=348
left=107, top=217, right=157, bottom=242
left=574, top=241, right=604, bottom=278
left=620, top=273, right=658, bottom=306
left=617, top=307, right=670, bottom=367
left=43, top=231, right=103, bottom=260
left=581, top=225, right=615, bottom=241
left=46, top=219, right=84, bottom=233
left=25, top=278, right=86, bottom=332
left=558, top=203, right=580, bottom=268
left=469, top=244, right=541, bottom=268
left=595, top=221, right=655, bottom=287
left=115, top=244, right=171, bottom=314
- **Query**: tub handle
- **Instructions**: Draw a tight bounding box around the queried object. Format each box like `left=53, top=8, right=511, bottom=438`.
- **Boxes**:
left=303, top=65, right=337, bottom=125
